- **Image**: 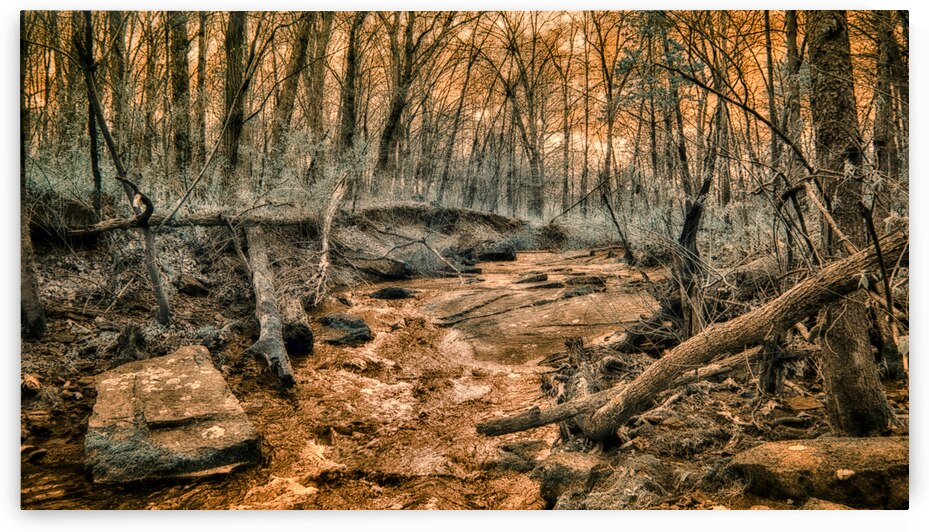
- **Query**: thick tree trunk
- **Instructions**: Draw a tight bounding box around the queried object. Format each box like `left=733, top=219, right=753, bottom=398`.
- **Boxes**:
left=873, top=11, right=900, bottom=181
left=807, top=10, right=894, bottom=436
left=337, top=12, right=366, bottom=159
left=244, top=226, right=297, bottom=388
left=168, top=11, right=192, bottom=179
left=222, top=12, right=247, bottom=189
left=477, top=230, right=907, bottom=439
left=303, top=12, right=334, bottom=184
left=21, top=18, right=47, bottom=339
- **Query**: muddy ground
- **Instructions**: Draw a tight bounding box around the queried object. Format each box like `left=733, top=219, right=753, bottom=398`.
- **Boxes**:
left=20, top=217, right=909, bottom=510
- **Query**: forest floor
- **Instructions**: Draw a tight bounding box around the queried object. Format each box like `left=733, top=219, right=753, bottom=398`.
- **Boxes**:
left=20, top=214, right=909, bottom=510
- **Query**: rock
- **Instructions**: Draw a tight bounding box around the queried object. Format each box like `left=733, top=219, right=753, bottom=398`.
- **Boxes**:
left=565, top=275, right=607, bottom=286
left=177, top=274, right=210, bottom=297
left=369, top=287, right=417, bottom=300
left=320, top=313, right=368, bottom=331
left=475, top=241, right=517, bottom=262
left=728, top=437, right=908, bottom=509
left=84, top=345, right=261, bottom=484
left=531, top=452, right=610, bottom=507
left=515, top=273, right=548, bottom=284
left=526, top=281, right=566, bottom=290
left=561, top=285, right=607, bottom=300
left=320, top=314, right=373, bottom=346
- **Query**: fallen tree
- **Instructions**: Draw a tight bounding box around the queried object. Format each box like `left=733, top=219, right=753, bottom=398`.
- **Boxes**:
left=66, top=212, right=320, bottom=237
left=243, top=226, right=297, bottom=388
left=476, top=230, right=907, bottom=439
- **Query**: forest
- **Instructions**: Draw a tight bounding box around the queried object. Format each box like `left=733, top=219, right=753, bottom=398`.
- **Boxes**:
left=20, top=10, right=908, bottom=510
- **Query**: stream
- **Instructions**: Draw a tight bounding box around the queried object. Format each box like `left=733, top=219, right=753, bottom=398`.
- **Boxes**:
left=21, top=248, right=659, bottom=509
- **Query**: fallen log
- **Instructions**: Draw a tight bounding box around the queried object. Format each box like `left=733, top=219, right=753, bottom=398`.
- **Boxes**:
left=281, top=297, right=313, bottom=357
left=67, top=212, right=320, bottom=237
left=244, top=226, right=296, bottom=388
left=476, top=230, right=908, bottom=439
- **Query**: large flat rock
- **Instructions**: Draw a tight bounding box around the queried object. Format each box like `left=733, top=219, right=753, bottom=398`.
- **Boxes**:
left=85, top=345, right=261, bottom=484
left=728, top=436, right=908, bottom=509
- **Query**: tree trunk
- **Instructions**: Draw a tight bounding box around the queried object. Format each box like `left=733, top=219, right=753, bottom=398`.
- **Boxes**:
left=808, top=10, right=894, bottom=436
left=305, top=11, right=334, bottom=184
left=222, top=12, right=247, bottom=189
left=168, top=11, right=192, bottom=180
left=244, top=226, right=297, bottom=388
left=106, top=11, right=127, bottom=159
left=196, top=12, right=208, bottom=171
left=337, top=12, right=366, bottom=159
left=21, top=16, right=47, bottom=339
left=873, top=11, right=900, bottom=182
left=79, top=13, right=103, bottom=222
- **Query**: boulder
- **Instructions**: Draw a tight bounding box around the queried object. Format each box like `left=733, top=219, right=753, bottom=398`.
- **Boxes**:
left=515, top=273, right=548, bottom=284
left=728, top=437, right=908, bottom=509
left=85, top=345, right=261, bottom=484
left=320, top=313, right=373, bottom=346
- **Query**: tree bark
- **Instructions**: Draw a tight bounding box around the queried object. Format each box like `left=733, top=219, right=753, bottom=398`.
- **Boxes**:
left=337, top=12, right=367, bottom=159
left=195, top=12, right=208, bottom=171
left=244, top=226, right=297, bottom=388
left=805, top=10, right=894, bottom=436
left=477, top=230, right=907, bottom=439
left=21, top=15, right=47, bottom=339
left=168, top=11, right=192, bottom=179
left=873, top=11, right=900, bottom=181
left=106, top=12, right=127, bottom=159
left=222, top=12, right=247, bottom=189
